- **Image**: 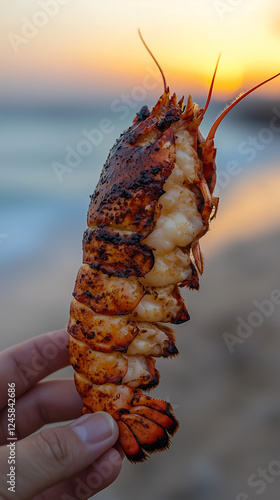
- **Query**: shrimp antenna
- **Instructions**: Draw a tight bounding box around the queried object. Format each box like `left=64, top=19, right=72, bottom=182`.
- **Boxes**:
left=207, top=72, right=280, bottom=141
left=138, top=28, right=167, bottom=93
left=202, top=53, right=221, bottom=117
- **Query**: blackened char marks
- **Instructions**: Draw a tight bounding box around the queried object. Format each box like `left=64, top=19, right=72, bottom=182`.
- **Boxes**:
left=156, top=107, right=181, bottom=132
left=73, top=265, right=145, bottom=315
left=136, top=105, right=151, bottom=122
left=83, top=227, right=154, bottom=277
left=87, top=122, right=176, bottom=237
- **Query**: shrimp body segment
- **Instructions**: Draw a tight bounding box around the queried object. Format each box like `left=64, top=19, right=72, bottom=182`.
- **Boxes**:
left=68, top=89, right=215, bottom=462
left=68, top=68, right=280, bottom=461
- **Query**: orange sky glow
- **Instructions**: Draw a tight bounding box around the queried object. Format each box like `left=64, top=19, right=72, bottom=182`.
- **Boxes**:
left=1, top=0, right=280, bottom=100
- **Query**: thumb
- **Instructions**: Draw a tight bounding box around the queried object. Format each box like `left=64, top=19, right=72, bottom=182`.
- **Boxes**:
left=11, top=412, right=119, bottom=499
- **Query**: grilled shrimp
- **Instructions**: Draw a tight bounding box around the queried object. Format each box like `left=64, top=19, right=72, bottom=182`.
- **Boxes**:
left=68, top=34, right=280, bottom=462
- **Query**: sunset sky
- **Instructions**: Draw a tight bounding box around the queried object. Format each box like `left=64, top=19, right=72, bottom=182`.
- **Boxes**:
left=1, top=0, right=280, bottom=103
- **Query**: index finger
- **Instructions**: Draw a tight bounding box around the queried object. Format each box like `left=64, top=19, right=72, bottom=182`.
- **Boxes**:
left=0, top=329, right=70, bottom=410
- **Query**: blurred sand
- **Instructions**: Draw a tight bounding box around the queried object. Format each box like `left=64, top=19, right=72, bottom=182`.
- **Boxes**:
left=1, top=169, right=280, bottom=500
left=205, top=167, right=280, bottom=254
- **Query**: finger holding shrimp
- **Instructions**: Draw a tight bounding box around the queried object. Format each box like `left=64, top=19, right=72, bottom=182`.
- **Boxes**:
left=0, top=333, right=123, bottom=500
left=0, top=329, right=69, bottom=410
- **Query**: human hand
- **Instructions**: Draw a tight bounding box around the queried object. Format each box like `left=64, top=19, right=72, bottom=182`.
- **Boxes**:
left=0, top=329, right=123, bottom=500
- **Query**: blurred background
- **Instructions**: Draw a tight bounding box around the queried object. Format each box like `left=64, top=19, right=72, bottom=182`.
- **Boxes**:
left=1, top=1, right=280, bottom=499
